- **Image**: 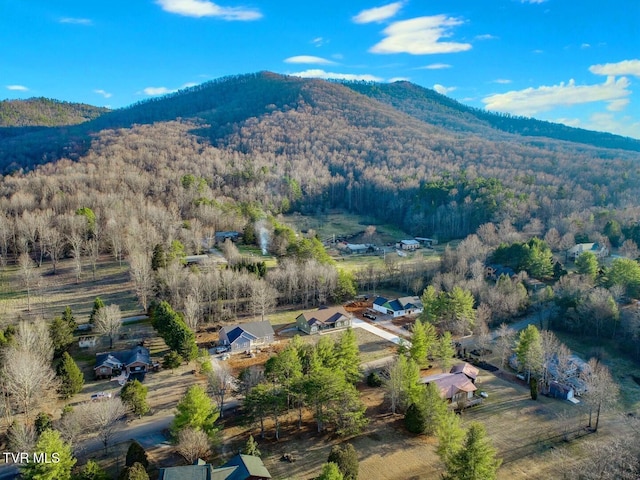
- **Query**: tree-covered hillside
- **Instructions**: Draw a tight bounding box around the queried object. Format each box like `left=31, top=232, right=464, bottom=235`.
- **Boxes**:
left=1, top=72, right=640, bottom=241
left=344, top=81, right=640, bottom=152
left=0, top=97, right=109, bottom=127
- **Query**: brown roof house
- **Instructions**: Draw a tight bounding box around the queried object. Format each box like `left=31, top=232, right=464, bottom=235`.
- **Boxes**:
left=158, top=455, right=271, bottom=480
left=94, top=345, right=151, bottom=380
left=219, top=321, right=275, bottom=353
left=420, top=362, right=479, bottom=404
left=296, top=306, right=352, bottom=335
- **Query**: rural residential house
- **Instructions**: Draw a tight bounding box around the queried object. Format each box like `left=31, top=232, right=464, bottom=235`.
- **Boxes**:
left=219, top=321, right=275, bottom=353
left=158, top=454, right=271, bottom=480
left=372, top=296, right=424, bottom=317
left=396, top=239, right=420, bottom=250
left=94, top=345, right=151, bottom=379
left=420, top=362, right=480, bottom=403
left=296, top=306, right=352, bottom=334
left=566, top=242, right=609, bottom=261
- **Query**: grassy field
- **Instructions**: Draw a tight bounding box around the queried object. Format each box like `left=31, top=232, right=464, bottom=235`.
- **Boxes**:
left=0, top=255, right=141, bottom=323
left=283, top=211, right=412, bottom=244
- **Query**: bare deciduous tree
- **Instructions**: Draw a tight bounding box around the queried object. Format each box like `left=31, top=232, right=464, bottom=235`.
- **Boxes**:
left=207, top=359, right=234, bottom=418
left=580, top=358, right=619, bottom=432
left=176, top=427, right=211, bottom=464
left=183, top=293, right=200, bottom=332
left=18, top=253, right=37, bottom=312
left=7, top=421, right=37, bottom=452
left=78, top=398, right=128, bottom=454
left=495, top=323, right=516, bottom=369
left=94, top=304, right=122, bottom=349
left=1, top=346, right=57, bottom=420
left=129, top=250, right=154, bottom=312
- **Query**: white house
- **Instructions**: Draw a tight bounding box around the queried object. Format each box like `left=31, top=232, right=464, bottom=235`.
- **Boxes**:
left=372, top=296, right=423, bottom=317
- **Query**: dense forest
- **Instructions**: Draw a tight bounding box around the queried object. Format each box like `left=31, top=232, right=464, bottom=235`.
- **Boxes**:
left=2, top=72, right=640, bottom=242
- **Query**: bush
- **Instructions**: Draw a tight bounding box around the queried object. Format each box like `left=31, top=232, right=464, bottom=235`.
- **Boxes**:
left=404, top=402, right=427, bottom=434
left=327, top=443, right=359, bottom=480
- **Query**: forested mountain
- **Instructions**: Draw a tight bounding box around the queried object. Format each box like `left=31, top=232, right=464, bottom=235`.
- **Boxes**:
left=2, top=72, right=640, bottom=241
left=0, top=97, right=109, bottom=127
left=344, top=81, right=640, bottom=152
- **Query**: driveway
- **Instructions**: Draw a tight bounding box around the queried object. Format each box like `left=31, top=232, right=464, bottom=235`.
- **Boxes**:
left=352, top=318, right=411, bottom=348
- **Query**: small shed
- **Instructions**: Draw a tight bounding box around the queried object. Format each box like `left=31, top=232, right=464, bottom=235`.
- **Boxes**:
left=78, top=336, right=98, bottom=348
left=549, top=381, right=575, bottom=400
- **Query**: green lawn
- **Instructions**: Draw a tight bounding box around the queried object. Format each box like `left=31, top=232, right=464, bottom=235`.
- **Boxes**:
left=283, top=210, right=412, bottom=244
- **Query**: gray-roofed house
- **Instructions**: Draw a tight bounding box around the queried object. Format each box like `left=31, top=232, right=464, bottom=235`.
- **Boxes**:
left=296, top=306, right=352, bottom=335
left=396, top=239, right=420, bottom=250
left=94, top=345, right=151, bottom=379
left=158, top=455, right=271, bottom=480
left=219, top=321, right=275, bottom=353
left=372, top=296, right=423, bottom=318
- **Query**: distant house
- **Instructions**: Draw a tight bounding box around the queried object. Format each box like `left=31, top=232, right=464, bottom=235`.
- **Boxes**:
left=372, top=296, right=423, bottom=317
left=78, top=336, right=98, bottom=348
left=94, top=346, right=151, bottom=379
left=420, top=363, right=479, bottom=403
left=219, top=321, right=275, bottom=353
left=485, top=264, right=517, bottom=280
left=215, top=231, right=241, bottom=244
left=184, top=254, right=209, bottom=265
left=396, top=239, right=420, bottom=250
left=344, top=243, right=375, bottom=254
left=415, top=237, right=437, bottom=247
left=296, top=306, right=352, bottom=335
left=159, top=455, right=271, bottom=480
left=566, top=242, right=609, bottom=261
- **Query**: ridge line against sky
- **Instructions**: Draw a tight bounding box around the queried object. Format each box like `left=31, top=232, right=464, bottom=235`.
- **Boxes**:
left=2, top=0, right=639, bottom=138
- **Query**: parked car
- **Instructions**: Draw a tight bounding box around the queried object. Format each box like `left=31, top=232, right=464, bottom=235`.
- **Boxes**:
left=214, top=346, right=229, bottom=354
left=91, top=392, right=112, bottom=401
left=363, top=312, right=377, bottom=320
left=480, top=391, right=489, bottom=399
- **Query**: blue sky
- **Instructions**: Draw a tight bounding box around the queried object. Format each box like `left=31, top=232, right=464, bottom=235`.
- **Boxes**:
left=2, top=0, right=639, bottom=138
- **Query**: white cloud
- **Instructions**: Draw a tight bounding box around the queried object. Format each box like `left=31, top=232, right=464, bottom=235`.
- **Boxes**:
left=492, top=79, right=512, bottom=84
left=353, top=2, right=403, bottom=24
left=533, top=49, right=544, bottom=54
left=581, top=43, right=591, bottom=49
left=584, top=112, right=640, bottom=139
left=156, top=0, right=262, bottom=20
left=482, top=76, right=632, bottom=116
left=311, top=37, right=326, bottom=47
left=369, top=15, right=472, bottom=55
left=607, top=99, right=629, bottom=112
left=94, top=89, right=112, bottom=99
left=143, top=87, right=174, bottom=96
left=59, top=17, right=93, bottom=25
left=290, top=69, right=383, bottom=82
left=142, top=82, right=197, bottom=96
left=475, top=34, right=498, bottom=41
left=589, top=59, right=640, bottom=78
left=6, top=85, right=29, bottom=91
left=420, top=63, right=452, bottom=70
left=284, top=55, right=336, bottom=65
left=433, top=84, right=456, bottom=95
left=521, top=0, right=547, bottom=3
left=389, top=77, right=410, bottom=82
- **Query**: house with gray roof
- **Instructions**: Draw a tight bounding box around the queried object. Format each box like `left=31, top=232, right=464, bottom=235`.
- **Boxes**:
left=372, top=296, right=423, bottom=318
left=94, top=345, right=151, bottom=379
left=219, top=321, right=275, bottom=353
left=296, top=306, right=352, bottom=335
left=158, top=455, right=271, bottom=480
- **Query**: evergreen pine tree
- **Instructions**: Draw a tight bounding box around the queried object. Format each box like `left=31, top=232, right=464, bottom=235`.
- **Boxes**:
left=57, top=352, right=85, bottom=399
